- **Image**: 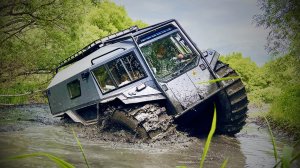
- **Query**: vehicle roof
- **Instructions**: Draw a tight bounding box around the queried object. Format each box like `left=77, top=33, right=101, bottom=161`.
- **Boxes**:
left=48, top=19, right=179, bottom=89
left=48, top=40, right=135, bottom=88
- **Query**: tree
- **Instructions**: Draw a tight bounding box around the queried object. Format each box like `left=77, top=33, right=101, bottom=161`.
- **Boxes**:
left=254, top=0, right=300, bottom=55
left=0, top=0, right=147, bottom=104
left=0, top=0, right=146, bottom=82
left=0, top=0, right=82, bottom=44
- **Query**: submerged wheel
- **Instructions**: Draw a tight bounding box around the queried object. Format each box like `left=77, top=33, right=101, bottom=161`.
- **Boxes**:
left=110, top=103, right=173, bottom=139
left=214, top=60, right=249, bottom=135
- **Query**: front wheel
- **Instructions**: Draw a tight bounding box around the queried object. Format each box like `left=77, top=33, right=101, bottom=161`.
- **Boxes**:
left=110, top=103, right=173, bottom=139
left=214, top=61, right=249, bottom=135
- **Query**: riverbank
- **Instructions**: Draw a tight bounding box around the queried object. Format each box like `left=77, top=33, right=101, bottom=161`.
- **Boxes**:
left=247, top=103, right=300, bottom=141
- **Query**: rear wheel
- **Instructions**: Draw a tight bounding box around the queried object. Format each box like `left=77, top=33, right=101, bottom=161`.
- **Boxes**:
left=214, top=61, right=248, bottom=135
left=110, top=103, right=173, bottom=139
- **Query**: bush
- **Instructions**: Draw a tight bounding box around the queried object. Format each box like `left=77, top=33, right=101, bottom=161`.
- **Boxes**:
left=269, top=84, right=300, bottom=129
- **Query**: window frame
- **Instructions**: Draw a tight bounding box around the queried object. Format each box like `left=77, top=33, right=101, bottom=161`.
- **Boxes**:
left=91, top=51, right=147, bottom=94
left=67, top=79, right=81, bottom=99
left=139, top=30, right=200, bottom=82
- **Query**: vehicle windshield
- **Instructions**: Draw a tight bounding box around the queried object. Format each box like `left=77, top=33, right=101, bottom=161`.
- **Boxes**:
left=140, top=32, right=198, bottom=81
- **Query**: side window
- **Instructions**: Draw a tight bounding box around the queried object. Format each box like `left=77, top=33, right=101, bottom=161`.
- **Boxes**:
left=122, top=53, right=146, bottom=80
left=108, top=59, right=131, bottom=86
left=93, top=65, right=117, bottom=92
left=92, top=52, right=146, bottom=94
left=67, top=80, right=81, bottom=99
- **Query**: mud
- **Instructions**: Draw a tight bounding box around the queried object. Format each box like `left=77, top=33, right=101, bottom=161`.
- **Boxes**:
left=0, top=104, right=299, bottom=168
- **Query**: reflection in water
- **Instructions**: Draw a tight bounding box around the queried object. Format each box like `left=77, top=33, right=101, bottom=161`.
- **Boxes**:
left=237, top=122, right=292, bottom=168
left=0, top=106, right=293, bottom=168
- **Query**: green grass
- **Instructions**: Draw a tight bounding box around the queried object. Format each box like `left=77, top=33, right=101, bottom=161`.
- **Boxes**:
left=0, top=74, right=51, bottom=105
left=0, top=128, right=90, bottom=168
left=265, top=117, right=300, bottom=167
left=1, top=152, right=74, bottom=168
left=220, top=158, right=228, bottom=168
left=72, top=128, right=90, bottom=168
left=264, top=116, right=278, bottom=162
left=268, top=84, right=300, bottom=135
left=199, top=103, right=218, bottom=168
left=196, top=76, right=240, bottom=85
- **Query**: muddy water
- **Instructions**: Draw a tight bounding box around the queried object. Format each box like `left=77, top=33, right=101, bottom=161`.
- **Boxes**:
left=0, top=105, right=297, bottom=168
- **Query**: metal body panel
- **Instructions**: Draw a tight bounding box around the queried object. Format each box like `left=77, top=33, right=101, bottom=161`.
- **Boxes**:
left=48, top=41, right=135, bottom=88
left=202, top=49, right=220, bottom=69
left=186, top=59, right=219, bottom=97
left=162, top=58, right=218, bottom=112
left=47, top=19, right=226, bottom=123
left=48, top=39, right=166, bottom=115
left=166, top=74, right=201, bottom=108
left=48, top=69, right=100, bottom=115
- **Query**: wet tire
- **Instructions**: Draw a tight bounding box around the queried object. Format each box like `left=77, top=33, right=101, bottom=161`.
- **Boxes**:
left=214, top=61, right=249, bottom=135
left=110, top=103, right=173, bottom=139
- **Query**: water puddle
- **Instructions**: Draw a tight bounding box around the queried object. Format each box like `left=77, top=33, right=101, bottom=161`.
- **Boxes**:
left=0, top=105, right=297, bottom=168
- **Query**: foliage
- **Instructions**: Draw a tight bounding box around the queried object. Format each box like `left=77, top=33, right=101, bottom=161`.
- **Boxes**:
left=253, top=0, right=300, bottom=138
left=2, top=152, right=75, bottom=168
left=269, top=84, right=300, bottom=130
left=0, top=0, right=146, bottom=104
left=265, top=54, right=300, bottom=130
left=72, top=128, right=90, bottom=168
left=220, top=158, right=228, bottom=168
left=221, top=52, right=300, bottom=131
left=264, top=116, right=278, bottom=162
left=254, top=0, right=300, bottom=55
left=0, top=74, right=51, bottom=105
left=265, top=117, right=300, bottom=168
left=0, top=128, right=90, bottom=168
left=196, top=76, right=240, bottom=85
left=200, top=103, right=217, bottom=168
left=219, top=53, right=271, bottom=103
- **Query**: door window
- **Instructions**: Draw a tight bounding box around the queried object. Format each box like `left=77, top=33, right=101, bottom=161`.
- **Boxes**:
left=93, top=52, right=146, bottom=93
left=67, top=79, right=81, bottom=99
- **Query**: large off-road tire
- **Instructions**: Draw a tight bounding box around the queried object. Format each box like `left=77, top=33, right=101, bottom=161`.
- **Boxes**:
left=110, top=103, right=173, bottom=139
left=214, top=60, right=249, bottom=135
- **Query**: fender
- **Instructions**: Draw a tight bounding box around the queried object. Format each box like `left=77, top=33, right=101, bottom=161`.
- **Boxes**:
left=202, top=49, right=220, bottom=70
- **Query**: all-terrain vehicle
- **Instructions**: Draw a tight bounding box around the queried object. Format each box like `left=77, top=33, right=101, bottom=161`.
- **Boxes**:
left=46, top=19, right=248, bottom=139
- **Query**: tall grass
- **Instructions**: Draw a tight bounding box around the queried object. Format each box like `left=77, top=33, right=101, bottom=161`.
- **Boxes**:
left=72, top=128, right=90, bottom=168
left=220, top=158, right=228, bottom=168
left=0, top=128, right=90, bottom=168
left=264, top=116, right=278, bottom=162
left=264, top=117, right=300, bottom=167
left=199, top=103, right=217, bottom=168
left=196, top=76, right=240, bottom=85
left=2, top=152, right=74, bottom=168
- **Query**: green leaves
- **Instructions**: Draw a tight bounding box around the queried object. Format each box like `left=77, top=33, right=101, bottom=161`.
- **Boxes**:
left=199, top=103, right=217, bottom=168
left=264, top=116, right=278, bottom=163
left=72, top=128, right=90, bottom=168
left=220, top=158, right=229, bottom=168
left=254, top=0, right=300, bottom=55
left=1, top=128, right=90, bottom=168
left=0, top=0, right=147, bottom=105
left=3, top=152, right=75, bottom=168
left=265, top=116, right=300, bottom=168
left=196, top=76, right=240, bottom=85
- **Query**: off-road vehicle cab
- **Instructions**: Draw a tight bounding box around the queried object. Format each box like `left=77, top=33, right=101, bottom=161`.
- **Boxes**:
left=47, top=19, right=248, bottom=139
